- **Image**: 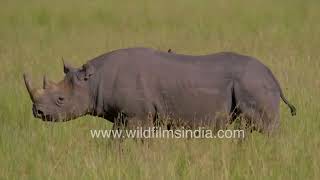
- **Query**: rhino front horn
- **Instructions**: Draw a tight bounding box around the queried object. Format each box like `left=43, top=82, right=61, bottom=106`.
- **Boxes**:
left=23, top=73, right=36, bottom=102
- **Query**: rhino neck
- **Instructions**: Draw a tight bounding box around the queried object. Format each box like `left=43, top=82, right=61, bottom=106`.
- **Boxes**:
left=87, top=77, right=105, bottom=117
left=87, top=69, right=117, bottom=120
left=86, top=57, right=125, bottom=121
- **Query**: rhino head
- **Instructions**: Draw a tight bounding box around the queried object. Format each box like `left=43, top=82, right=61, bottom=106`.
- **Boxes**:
left=23, top=60, right=95, bottom=122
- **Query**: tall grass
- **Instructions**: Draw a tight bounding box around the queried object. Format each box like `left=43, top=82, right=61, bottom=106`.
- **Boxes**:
left=0, top=0, right=319, bottom=179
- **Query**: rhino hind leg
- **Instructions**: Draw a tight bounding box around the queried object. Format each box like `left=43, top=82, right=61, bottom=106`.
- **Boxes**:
left=233, top=80, right=280, bottom=135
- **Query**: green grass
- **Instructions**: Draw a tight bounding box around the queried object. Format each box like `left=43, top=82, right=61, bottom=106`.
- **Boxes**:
left=0, top=0, right=319, bottom=179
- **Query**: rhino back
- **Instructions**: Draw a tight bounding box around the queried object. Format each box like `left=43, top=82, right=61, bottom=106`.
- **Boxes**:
left=87, top=48, right=258, bottom=122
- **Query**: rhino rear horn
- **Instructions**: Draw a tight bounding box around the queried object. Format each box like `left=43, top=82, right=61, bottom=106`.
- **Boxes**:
left=43, top=75, right=56, bottom=89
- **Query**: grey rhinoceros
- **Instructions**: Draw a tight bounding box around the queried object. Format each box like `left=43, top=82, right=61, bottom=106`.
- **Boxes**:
left=23, top=47, right=296, bottom=134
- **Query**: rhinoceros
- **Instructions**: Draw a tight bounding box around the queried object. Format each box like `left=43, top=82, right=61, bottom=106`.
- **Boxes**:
left=23, top=47, right=296, bottom=133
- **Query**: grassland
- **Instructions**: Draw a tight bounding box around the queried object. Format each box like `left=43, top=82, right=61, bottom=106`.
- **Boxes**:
left=0, top=0, right=319, bottom=179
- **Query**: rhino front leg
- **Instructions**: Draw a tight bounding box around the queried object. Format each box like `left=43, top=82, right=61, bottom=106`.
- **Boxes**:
left=112, top=115, right=154, bottom=139
left=126, top=116, right=154, bottom=130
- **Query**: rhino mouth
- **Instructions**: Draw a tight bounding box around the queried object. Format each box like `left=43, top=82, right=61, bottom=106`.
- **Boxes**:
left=32, top=105, right=54, bottom=121
left=32, top=104, right=75, bottom=122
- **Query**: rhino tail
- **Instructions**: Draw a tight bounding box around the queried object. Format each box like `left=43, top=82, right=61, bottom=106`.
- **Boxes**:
left=280, top=90, right=296, bottom=116
left=266, top=68, right=296, bottom=116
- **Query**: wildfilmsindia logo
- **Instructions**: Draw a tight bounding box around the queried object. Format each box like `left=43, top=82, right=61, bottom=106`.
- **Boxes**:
left=90, top=127, right=245, bottom=139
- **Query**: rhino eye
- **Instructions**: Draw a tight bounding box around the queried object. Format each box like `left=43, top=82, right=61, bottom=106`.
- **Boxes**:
left=57, top=96, right=65, bottom=104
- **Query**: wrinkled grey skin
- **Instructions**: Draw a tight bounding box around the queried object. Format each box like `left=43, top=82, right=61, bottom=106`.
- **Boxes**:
left=24, top=47, right=296, bottom=133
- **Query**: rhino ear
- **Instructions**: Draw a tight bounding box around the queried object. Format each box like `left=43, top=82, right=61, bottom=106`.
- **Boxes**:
left=82, top=63, right=95, bottom=80
left=62, top=57, right=75, bottom=74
